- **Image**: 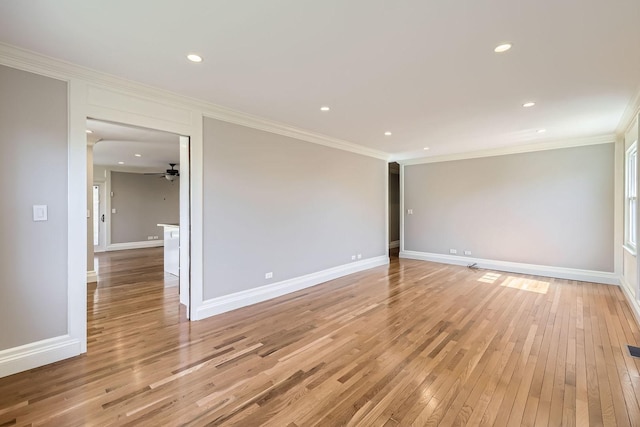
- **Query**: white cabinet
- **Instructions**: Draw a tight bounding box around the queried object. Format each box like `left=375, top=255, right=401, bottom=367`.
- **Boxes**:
left=158, top=224, right=179, bottom=276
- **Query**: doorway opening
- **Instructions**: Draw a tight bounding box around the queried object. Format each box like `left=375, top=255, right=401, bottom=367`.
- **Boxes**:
left=389, top=162, right=400, bottom=257
left=86, top=119, right=191, bottom=337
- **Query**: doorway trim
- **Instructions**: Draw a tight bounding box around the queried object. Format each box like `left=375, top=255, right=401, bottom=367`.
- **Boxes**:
left=84, top=99, right=201, bottom=319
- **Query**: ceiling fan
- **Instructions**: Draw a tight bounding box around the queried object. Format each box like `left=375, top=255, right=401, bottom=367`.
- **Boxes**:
left=145, top=163, right=180, bottom=182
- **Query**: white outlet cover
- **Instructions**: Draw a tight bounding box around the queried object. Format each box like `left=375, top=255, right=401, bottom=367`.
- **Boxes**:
left=449, top=249, right=457, bottom=254
left=464, top=251, right=472, bottom=255
left=112, top=208, right=117, bottom=214
left=351, top=255, right=356, bottom=260
left=265, top=272, right=273, bottom=279
left=33, top=205, right=47, bottom=221
left=407, top=209, right=413, bottom=215
left=357, top=254, right=362, bottom=259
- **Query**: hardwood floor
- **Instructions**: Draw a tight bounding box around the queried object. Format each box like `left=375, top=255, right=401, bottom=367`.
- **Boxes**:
left=1, top=248, right=640, bottom=426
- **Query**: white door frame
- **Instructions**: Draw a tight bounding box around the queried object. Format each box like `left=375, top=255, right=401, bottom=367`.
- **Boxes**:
left=87, top=114, right=198, bottom=319
left=87, top=118, right=193, bottom=317
left=179, top=136, right=190, bottom=315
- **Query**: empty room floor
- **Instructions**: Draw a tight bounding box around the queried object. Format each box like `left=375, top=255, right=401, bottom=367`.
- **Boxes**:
left=1, top=249, right=640, bottom=425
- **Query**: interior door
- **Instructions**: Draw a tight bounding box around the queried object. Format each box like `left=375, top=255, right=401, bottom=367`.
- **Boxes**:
left=93, top=183, right=106, bottom=253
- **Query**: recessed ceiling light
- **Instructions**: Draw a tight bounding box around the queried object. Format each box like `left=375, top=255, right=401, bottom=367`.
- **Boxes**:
left=494, top=43, right=512, bottom=53
left=118, top=161, right=124, bottom=165
left=537, top=129, right=546, bottom=133
left=384, top=131, right=392, bottom=136
left=187, top=54, right=203, bottom=63
left=320, top=106, right=330, bottom=112
left=134, top=154, right=142, bottom=157
left=86, top=130, right=93, bottom=134
left=423, top=147, right=430, bottom=151
left=522, top=102, right=536, bottom=108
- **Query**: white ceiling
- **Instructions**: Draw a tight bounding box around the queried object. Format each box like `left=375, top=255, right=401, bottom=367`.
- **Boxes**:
left=2, top=1, right=639, bottom=159
left=89, top=119, right=179, bottom=170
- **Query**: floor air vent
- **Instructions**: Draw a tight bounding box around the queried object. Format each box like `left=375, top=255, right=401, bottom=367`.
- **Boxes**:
left=628, top=345, right=640, bottom=358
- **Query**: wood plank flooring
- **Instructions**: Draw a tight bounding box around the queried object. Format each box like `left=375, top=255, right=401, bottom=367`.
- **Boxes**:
left=1, top=248, right=640, bottom=425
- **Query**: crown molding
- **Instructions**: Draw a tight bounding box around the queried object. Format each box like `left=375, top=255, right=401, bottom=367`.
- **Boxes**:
left=0, top=43, right=390, bottom=161
left=395, top=134, right=615, bottom=166
left=200, top=110, right=389, bottom=160
left=616, top=84, right=640, bottom=136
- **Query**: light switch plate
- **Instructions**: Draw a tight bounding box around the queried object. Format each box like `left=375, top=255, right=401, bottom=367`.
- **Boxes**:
left=112, top=208, right=117, bottom=214
left=33, top=205, right=47, bottom=221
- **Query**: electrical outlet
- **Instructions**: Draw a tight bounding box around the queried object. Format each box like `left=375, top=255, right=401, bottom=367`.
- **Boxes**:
left=449, top=249, right=457, bottom=254
left=407, top=209, right=413, bottom=215
left=464, top=250, right=472, bottom=256
left=153, top=236, right=159, bottom=240
left=147, top=236, right=153, bottom=240
left=112, top=208, right=117, bottom=214
left=357, top=254, right=362, bottom=259
left=351, top=255, right=356, bottom=260
left=265, top=272, right=273, bottom=279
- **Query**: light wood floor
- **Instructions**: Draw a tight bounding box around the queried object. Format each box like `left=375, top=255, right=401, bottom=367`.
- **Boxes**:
left=1, top=248, right=640, bottom=426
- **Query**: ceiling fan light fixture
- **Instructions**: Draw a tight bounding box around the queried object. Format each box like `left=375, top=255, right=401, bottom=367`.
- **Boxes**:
left=165, top=174, right=176, bottom=182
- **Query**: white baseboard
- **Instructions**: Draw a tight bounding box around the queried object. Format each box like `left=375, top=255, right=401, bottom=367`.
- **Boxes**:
left=399, top=250, right=619, bottom=285
left=107, top=240, right=164, bottom=251
left=0, top=335, right=81, bottom=378
left=389, top=240, right=400, bottom=249
left=194, top=255, right=389, bottom=320
left=620, top=276, right=640, bottom=326
left=87, top=270, right=97, bottom=283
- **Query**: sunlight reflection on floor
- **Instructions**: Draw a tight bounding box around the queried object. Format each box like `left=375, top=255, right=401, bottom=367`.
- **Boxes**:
left=478, top=272, right=501, bottom=284
left=478, top=271, right=549, bottom=294
left=501, top=276, right=549, bottom=294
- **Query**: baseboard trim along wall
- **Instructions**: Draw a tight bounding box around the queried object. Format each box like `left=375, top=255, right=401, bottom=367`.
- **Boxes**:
left=194, top=255, right=389, bottom=321
left=389, top=240, right=400, bottom=249
left=87, top=270, right=97, bottom=283
left=107, top=240, right=164, bottom=251
left=400, top=250, right=619, bottom=285
left=0, top=335, right=81, bottom=379
left=620, top=276, right=640, bottom=326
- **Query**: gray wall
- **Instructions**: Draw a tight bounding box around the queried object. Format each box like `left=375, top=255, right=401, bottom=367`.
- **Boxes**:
left=0, top=65, right=68, bottom=350
left=203, top=118, right=387, bottom=300
left=404, top=144, right=614, bottom=272
left=111, top=172, right=179, bottom=244
left=389, top=170, right=400, bottom=243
